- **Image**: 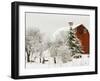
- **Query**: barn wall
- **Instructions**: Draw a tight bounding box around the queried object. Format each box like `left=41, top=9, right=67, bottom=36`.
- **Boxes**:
left=74, top=24, right=89, bottom=54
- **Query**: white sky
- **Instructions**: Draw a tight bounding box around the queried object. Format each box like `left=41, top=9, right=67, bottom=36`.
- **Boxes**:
left=26, top=12, right=90, bottom=38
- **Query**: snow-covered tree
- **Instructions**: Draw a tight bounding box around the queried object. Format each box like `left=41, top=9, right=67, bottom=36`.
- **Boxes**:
left=25, top=36, right=34, bottom=62
left=67, top=22, right=83, bottom=56
left=25, top=28, right=44, bottom=63
left=49, top=44, right=57, bottom=64
left=56, top=44, right=72, bottom=63
left=49, top=37, right=71, bottom=63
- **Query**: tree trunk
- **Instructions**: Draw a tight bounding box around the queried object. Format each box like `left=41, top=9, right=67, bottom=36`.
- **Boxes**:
left=42, top=57, right=48, bottom=64
left=42, top=57, right=45, bottom=64
left=39, top=51, right=42, bottom=63
left=54, top=57, right=56, bottom=64
left=26, top=51, right=30, bottom=62
left=40, top=57, right=41, bottom=63
left=27, top=54, right=30, bottom=62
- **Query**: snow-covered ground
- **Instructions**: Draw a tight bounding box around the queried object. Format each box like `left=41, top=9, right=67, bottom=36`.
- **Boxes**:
left=26, top=54, right=89, bottom=69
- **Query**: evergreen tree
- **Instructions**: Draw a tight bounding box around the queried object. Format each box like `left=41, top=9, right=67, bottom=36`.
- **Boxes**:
left=67, top=22, right=83, bottom=56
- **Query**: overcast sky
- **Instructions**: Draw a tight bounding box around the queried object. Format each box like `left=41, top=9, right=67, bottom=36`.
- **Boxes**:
left=26, top=12, right=90, bottom=39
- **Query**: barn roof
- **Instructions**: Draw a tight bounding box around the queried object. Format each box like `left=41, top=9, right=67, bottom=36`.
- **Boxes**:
left=74, top=24, right=88, bottom=31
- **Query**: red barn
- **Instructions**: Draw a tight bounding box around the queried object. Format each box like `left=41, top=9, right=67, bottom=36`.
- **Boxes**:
left=74, top=24, right=89, bottom=54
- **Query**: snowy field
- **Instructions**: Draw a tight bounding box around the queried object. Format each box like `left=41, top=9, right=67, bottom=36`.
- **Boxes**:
left=25, top=54, right=89, bottom=69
